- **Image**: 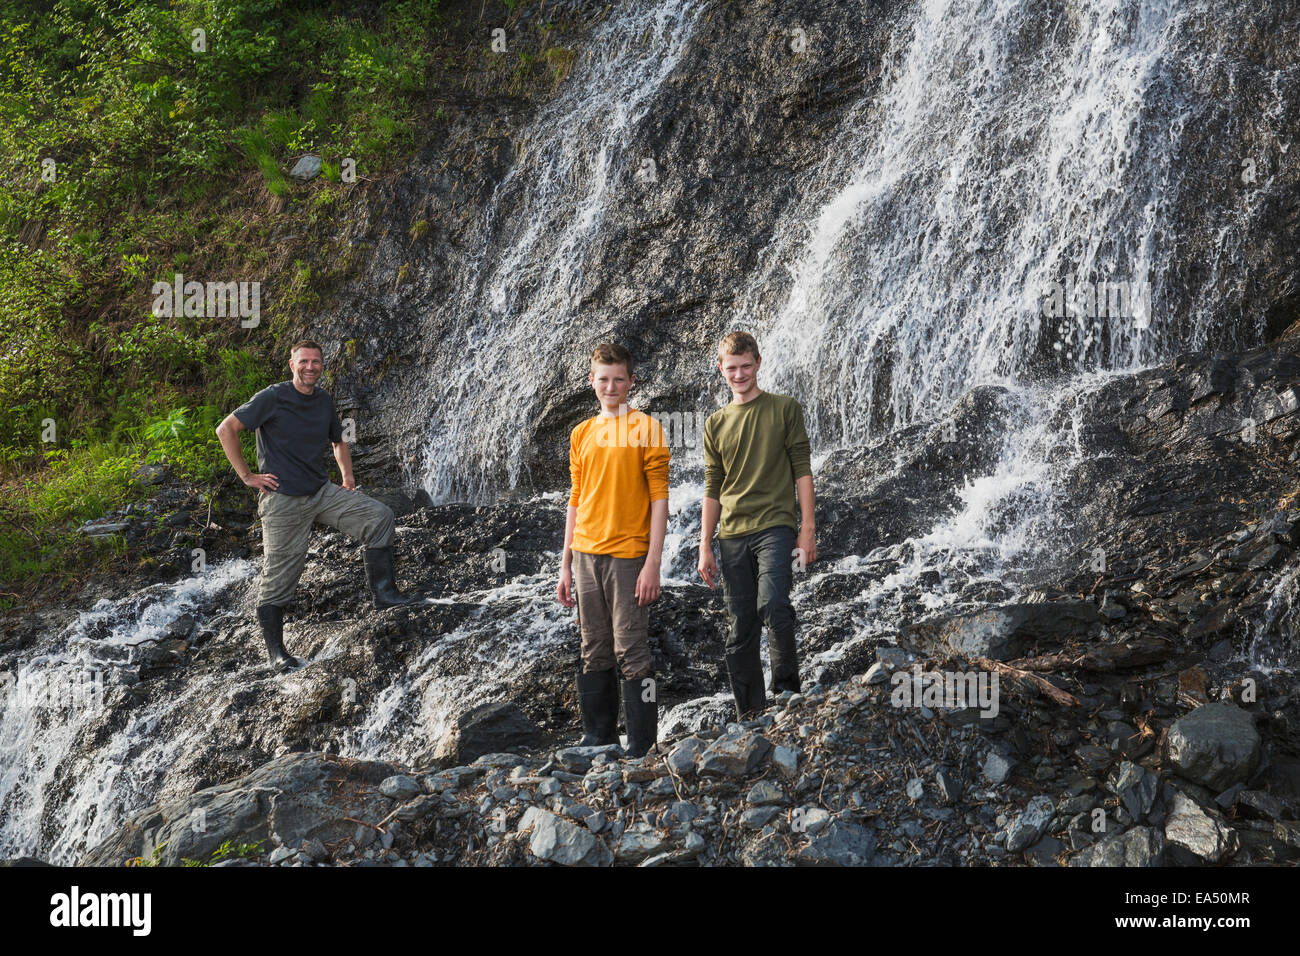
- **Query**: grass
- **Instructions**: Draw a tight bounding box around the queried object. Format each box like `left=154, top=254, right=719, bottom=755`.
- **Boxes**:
left=0, top=0, right=584, bottom=604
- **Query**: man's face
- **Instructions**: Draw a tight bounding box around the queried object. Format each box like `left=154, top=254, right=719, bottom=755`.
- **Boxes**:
left=719, top=350, right=760, bottom=393
left=290, top=348, right=324, bottom=388
left=590, top=362, right=632, bottom=410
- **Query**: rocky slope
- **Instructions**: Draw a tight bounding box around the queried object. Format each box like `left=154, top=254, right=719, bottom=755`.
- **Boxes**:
left=5, top=0, right=1300, bottom=867
left=3, top=337, right=1297, bottom=866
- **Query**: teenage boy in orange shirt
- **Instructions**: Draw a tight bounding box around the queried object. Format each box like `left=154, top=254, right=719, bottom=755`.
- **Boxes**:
left=556, top=344, right=670, bottom=757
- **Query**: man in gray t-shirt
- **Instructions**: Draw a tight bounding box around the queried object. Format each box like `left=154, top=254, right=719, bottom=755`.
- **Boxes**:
left=216, top=339, right=428, bottom=672
left=232, top=380, right=344, bottom=497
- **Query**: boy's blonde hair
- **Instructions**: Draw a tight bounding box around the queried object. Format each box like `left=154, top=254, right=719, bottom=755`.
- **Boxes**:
left=718, top=330, right=760, bottom=362
left=590, top=342, right=633, bottom=377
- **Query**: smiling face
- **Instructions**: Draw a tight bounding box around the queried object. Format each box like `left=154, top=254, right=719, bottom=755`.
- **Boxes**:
left=590, top=361, right=633, bottom=415
left=290, top=346, right=324, bottom=392
left=718, top=348, right=761, bottom=402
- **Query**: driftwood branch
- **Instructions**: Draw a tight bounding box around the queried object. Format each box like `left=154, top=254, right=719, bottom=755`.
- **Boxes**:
left=1004, top=634, right=1175, bottom=674
left=970, top=656, right=1081, bottom=707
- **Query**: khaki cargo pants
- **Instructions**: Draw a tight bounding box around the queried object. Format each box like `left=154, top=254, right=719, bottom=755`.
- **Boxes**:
left=573, top=549, right=651, bottom=680
left=257, top=482, right=395, bottom=607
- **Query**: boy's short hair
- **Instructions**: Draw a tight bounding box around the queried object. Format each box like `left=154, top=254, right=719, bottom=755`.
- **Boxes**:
left=718, top=330, right=760, bottom=362
left=590, top=342, right=633, bottom=377
left=290, top=338, right=324, bottom=359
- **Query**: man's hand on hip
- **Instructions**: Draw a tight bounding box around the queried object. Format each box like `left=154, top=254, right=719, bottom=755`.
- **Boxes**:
left=244, top=472, right=278, bottom=493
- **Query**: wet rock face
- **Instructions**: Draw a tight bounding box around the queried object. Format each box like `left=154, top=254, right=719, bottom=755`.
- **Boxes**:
left=79, top=753, right=397, bottom=866
left=900, top=601, right=1102, bottom=661
left=308, top=0, right=1300, bottom=498
left=9, top=339, right=1300, bottom=867
left=313, top=0, right=911, bottom=496
left=436, top=701, right=543, bottom=764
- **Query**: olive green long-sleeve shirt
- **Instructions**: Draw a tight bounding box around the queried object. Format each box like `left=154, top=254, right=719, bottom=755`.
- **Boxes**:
left=703, top=391, right=812, bottom=539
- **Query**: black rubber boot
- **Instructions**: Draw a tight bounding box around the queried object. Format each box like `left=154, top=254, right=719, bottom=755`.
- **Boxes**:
left=622, top=675, right=658, bottom=759
left=257, top=604, right=299, bottom=671
left=363, top=546, right=428, bottom=608
left=771, top=672, right=802, bottom=695
left=576, top=667, right=620, bottom=746
left=725, top=647, right=767, bottom=719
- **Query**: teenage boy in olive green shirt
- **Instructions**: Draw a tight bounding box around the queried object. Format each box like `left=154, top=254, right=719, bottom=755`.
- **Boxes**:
left=698, top=331, right=815, bottom=718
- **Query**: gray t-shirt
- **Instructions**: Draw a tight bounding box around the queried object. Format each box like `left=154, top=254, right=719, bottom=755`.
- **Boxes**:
left=233, top=381, right=344, bottom=497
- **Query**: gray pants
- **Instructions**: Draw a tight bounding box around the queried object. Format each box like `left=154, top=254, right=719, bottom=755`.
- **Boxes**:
left=573, top=549, right=652, bottom=680
left=719, top=524, right=799, bottom=689
left=257, top=482, right=395, bottom=607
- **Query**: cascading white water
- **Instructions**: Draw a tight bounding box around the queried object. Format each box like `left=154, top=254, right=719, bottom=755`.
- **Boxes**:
left=337, top=574, right=575, bottom=764
left=0, top=560, right=255, bottom=864
left=661, top=373, right=1127, bottom=731
left=8, top=0, right=1295, bottom=863
left=1242, top=564, right=1300, bottom=674
left=746, top=0, right=1278, bottom=446
left=398, top=0, right=1295, bottom=735
left=415, top=0, right=705, bottom=503
left=414, top=0, right=1288, bottom=511
left=684, top=0, right=1295, bottom=685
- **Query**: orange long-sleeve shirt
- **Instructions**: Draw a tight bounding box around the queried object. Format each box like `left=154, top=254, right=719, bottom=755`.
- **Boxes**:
left=569, top=408, right=670, bottom=558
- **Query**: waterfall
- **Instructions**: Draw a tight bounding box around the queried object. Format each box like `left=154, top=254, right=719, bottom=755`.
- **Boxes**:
left=337, top=574, right=575, bottom=765
left=0, top=560, right=255, bottom=864
left=746, top=0, right=1281, bottom=445
left=1243, top=563, right=1300, bottom=674
left=413, top=0, right=1289, bottom=496
left=415, top=0, right=706, bottom=503
left=399, top=0, right=1295, bottom=715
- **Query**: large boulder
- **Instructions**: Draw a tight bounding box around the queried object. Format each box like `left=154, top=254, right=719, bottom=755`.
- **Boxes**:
left=1164, top=703, right=1260, bottom=791
left=1006, top=795, right=1057, bottom=852
left=1164, top=792, right=1239, bottom=865
left=435, top=701, right=542, bottom=765
left=78, top=752, right=397, bottom=866
left=1070, top=826, right=1166, bottom=867
left=517, top=807, right=611, bottom=866
left=696, top=729, right=773, bottom=778
left=899, top=602, right=1101, bottom=660
left=793, top=820, right=878, bottom=866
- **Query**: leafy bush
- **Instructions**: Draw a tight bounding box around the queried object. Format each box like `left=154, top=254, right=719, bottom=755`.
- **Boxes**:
left=0, top=0, right=588, bottom=599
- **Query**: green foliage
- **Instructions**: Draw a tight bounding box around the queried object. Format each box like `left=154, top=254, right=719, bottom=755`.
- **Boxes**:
left=126, top=841, right=169, bottom=868
left=543, top=46, right=576, bottom=88
left=212, top=346, right=275, bottom=410
left=13, top=443, right=139, bottom=531
left=0, top=0, right=608, bottom=601
left=0, top=0, right=453, bottom=481
left=236, top=127, right=290, bottom=196
left=1, top=0, right=445, bottom=226
left=181, top=839, right=266, bottom=867
left=141, top=404, right=226, bottom=483
left=0, top=240, right=92, bottom=472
